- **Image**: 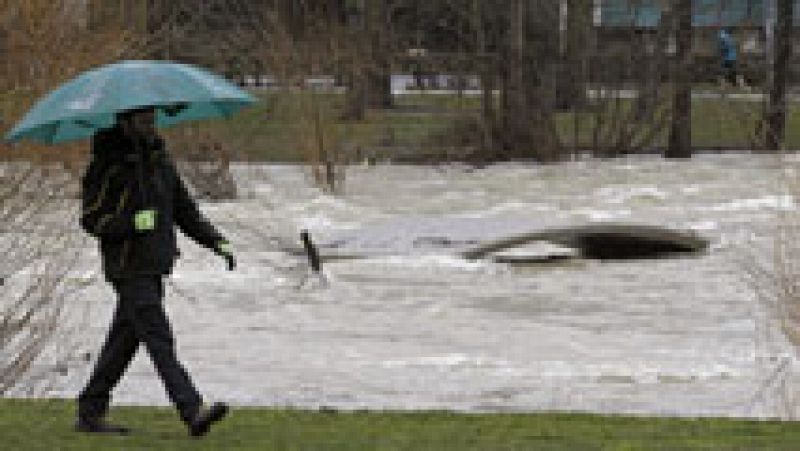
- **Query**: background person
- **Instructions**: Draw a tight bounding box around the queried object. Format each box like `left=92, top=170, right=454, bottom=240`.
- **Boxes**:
left=718, top=27, right=740, bottom=86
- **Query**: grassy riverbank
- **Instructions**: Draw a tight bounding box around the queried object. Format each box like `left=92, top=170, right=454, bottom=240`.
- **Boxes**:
left=2, top=399, right=798, bottom=450
left=197, top=90, right=800, bottom=162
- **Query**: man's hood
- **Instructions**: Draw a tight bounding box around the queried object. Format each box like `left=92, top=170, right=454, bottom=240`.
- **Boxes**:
left=92, top=125, right=166, bottom=163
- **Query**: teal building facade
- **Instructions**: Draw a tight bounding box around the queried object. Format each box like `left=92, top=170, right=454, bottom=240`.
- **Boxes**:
left=599, top=0, right=799, bottom=27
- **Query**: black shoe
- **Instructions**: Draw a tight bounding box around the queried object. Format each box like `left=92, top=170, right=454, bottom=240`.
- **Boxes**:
left=75, top=416, right=131, bottom=435
left=188, top=402, right=229, bottom=437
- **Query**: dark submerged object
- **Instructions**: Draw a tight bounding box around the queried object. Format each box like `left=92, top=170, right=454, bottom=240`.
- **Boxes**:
left=462, top=223, right=709, bottom=261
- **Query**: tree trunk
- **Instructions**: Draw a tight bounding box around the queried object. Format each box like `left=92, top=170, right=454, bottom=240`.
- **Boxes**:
left=666, top=0, right=692, bottom=159
left=495, top=0, right=562, bottom=161
left=765, top=0, right=793, bottom=151
left=341, top=0, right=367, bottom=120
left=474, top=0, right=496, bottom=160
left=499, top=0, right=527, bottom=157
left=343, top=70, right=366, bottom=120
left=557, top=0, right=591, bottom=110
left=365, top=0, right=393, bottom=109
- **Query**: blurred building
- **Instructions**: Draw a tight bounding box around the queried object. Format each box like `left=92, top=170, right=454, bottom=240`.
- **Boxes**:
left=599, top=0, right=768, bottom=27
left=594, top=0, right=800, bottom=84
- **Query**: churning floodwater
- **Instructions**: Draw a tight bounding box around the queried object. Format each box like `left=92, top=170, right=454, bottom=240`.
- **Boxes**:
left=24, top=153, right=800, bottom=418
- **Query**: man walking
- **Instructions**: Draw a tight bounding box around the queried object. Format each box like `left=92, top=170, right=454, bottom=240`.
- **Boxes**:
left=76, top=107, right=235, bottom=437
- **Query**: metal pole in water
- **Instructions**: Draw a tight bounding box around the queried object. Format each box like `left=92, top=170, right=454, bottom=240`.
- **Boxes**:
left=297, top=230, right=328, bottom=289
left=301, top=230, right=322, bottom=273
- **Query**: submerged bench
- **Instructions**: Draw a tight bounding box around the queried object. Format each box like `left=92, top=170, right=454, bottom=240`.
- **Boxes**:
left=461, top=223, right=709, bottom=261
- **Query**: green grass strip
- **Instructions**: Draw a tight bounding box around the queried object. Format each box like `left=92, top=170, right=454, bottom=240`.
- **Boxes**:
left=1, top=399, right=799, bottom=450
left=192, top=91, right=800, bottom=162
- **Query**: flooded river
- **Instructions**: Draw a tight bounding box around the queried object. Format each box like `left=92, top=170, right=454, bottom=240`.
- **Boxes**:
left=24, top=153, right=800, bottom=418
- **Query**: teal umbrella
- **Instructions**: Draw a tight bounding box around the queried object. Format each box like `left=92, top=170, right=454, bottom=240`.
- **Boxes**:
left=4, top=60, right=257, bottom=145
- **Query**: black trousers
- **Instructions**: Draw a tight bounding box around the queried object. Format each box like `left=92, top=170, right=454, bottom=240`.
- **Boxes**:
left=78, top=276, right=201, bottom=423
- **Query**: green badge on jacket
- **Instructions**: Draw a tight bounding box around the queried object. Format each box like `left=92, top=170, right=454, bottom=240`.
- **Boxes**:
left=134, top=209, right=157, bottom=232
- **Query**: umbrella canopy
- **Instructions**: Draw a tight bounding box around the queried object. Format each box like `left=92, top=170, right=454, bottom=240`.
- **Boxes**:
left=4, top=60, right=257, bottom=145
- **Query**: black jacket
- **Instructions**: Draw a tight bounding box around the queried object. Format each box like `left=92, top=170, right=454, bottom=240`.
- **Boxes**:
left=81, top=126, right=224, bottom=279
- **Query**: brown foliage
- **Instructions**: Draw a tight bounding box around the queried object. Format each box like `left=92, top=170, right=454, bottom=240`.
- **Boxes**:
left=0, top=0, right=139, bottom=163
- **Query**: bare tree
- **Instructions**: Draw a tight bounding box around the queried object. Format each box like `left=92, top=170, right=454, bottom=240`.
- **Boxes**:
left=364, top=0, right=394, bottom=109
left=666, top=0, right=692, bottom=159
left=765, top=0, right=793, bottom=151
left=558, top=0, right=591, bottom=112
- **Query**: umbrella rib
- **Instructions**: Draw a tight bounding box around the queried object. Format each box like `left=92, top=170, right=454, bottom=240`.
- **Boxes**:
left=213, top=101, right=232, bottom=119
left=46, top=121, right=62, bottom=145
